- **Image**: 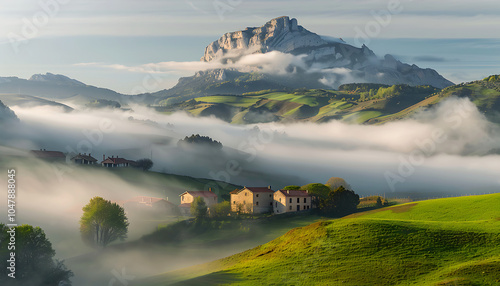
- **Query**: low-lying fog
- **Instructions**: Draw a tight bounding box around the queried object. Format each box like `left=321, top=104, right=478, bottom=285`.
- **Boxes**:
left=0, top=96, right=499, bottom=285
left=3, top=97, right=500, bottom=196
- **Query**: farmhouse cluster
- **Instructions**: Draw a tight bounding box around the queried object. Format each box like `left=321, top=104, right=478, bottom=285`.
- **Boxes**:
left=31, top=149, right=137, bottom=167
left=181, top=186, right=314, bottom=215
left=114, top=186, right=314, bottom=218
left=31, top=150, right=314, bottom=216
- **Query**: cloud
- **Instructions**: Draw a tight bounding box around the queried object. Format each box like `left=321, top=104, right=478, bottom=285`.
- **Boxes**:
left=74, top=50, right=363, bottom=89
left=75, top=51, right=310, bottom=76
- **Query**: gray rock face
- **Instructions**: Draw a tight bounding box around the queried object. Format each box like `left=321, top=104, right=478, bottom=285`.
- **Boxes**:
left=202, top=16, right=328, bottom=62
left=199, top=16, right=454, bottom=89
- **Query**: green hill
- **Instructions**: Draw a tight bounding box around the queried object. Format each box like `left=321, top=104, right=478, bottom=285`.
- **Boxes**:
left=153, top=75, right=500, bottom=125
left=368, top=75, right=500, bottom=124
left=138, top=193, right=500, bottom=285
left=156, top=85, right=439, bottom=124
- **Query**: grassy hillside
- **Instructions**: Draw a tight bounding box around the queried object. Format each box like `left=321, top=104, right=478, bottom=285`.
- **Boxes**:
left=156, top=85, right=439, bottom=124
left=154, top=75, right=500, bottom=125
left=139, top=193, right=500, bottom=285
left=369, top=75, right=500, bottom=124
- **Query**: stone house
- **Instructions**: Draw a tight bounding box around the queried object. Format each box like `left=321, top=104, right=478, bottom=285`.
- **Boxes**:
left=273, top=189, right=312, bottom=214
left=230, top=186, right=274, bottom=214
left=178, top=190, right=218, bottom=215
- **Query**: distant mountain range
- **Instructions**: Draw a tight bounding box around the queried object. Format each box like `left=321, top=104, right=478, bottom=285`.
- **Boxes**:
left=0, top=73, right=129, bottom=105
left=0, top=71, right=498, bottom=126
left=2, top=16, right=497, bottom=127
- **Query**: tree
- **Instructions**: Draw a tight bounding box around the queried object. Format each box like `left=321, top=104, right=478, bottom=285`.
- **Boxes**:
left=283, top=185, right=301, bottom=190
left=80, top=197, right=129, bottom=248
left=178, top=134, right=223, bottom=150
left=211, top=201, right=231, bottom=219
left=320, top=186, right=360, bottom=216
left=0, top=224, right=73, bottom=285
left=190, top=197, right=208, bottom=222
left=376, top=196, right=383, bottom=208
left=325, top=177, right=352, bottom=191
left=301, top=183, right=331, bottom=208
left=135, top=158, right=153, bottom=171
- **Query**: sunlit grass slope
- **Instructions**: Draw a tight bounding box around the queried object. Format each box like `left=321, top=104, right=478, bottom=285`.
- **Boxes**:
left=139, top=193, right=500, bottom=286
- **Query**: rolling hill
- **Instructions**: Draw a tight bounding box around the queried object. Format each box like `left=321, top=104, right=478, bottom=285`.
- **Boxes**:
left=368, top=74, right=500, bottom=124
left=155, top=85, right=440, bottom=124
left=138, top=193, right=500, bottom=285
left=156, top=75, right=500, bottom=125
left=0, top=93, right=74, bottom=112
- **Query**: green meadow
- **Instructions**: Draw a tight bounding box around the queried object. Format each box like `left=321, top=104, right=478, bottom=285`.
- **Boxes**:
left=138, top=193, right=500, bottom=286
left=158, top=76, right=500, bottom=125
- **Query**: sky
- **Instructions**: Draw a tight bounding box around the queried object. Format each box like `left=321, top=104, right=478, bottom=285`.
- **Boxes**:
left=0, top=0, right=499, bottom=93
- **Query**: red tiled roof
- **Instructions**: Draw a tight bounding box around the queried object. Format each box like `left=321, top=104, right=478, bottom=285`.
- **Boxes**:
left=180, top=191, right=218, bottom=198
left=179, top=203, right=191, bottom=208
left=31, top=150, right=65, bottom=158
left=244, top=187, right=274, bottom=193
left=277, top=190, right=311, bottom=197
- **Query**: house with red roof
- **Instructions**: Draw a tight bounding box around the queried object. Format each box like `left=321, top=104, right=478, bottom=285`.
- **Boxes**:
left=273, top=189, right=312, bottom=214
left=230, top=186, right=274, bottom=214
left=179, top=190, right=218, bottom=215
left=101, top=155, right=136, bottom=168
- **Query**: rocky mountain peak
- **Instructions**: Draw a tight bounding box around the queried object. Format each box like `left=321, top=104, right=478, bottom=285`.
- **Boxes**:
left=201, top=16, right=328, bottom=62
left=174, top=16, right=455, bottom=95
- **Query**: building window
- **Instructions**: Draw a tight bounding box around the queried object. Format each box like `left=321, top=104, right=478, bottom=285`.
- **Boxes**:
left=243, top=200, right=246, bottom=204
left=289, top=198, right=292, bottom=203
left=297, top=198, right=300, bottom=203
left=233, top=201, right=236, bottom=204
left=275, top=202, right=277, bottom=207
left=289, top=206, right=292, bottom=210
left=270, top=202, right=272, bottom=206
left=256, top=201, right=259, bottom=206
left=257, top=194, right=259, bottom=197
left=307, top=206, right=310, bottom=210
left=304, top=198, right=307, bottom=203
left=245, top=193, right=247, bottom=196
left=279, top=198, right=281, bottom=202
left=269, top=194, right=272, bottom=197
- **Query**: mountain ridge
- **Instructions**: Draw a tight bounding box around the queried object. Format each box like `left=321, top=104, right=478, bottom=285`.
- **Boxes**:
left=152, top=16, right=453, bottom=104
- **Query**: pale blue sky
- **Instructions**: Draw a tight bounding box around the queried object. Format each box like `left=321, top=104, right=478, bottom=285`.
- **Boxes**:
left=1, top=0, right=499, bottom=93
